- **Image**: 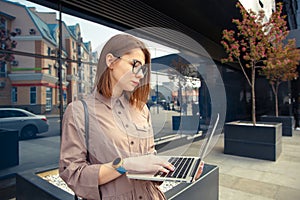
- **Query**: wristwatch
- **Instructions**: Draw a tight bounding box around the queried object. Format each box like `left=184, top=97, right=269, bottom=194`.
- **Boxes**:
left=112, top=157, right=127, bottom=175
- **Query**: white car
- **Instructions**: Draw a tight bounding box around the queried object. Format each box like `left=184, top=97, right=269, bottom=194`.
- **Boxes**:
left=0, top=108, right=49, bottom=139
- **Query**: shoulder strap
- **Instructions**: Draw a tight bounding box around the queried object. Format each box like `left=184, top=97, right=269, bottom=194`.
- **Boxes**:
left=80, top=99, right=89, bottom=160
left=76, top=100, right=101, bottom=200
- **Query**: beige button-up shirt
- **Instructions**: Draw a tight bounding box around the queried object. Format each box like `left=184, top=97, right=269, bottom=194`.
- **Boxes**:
left=59, top=92, right=166, bottom=200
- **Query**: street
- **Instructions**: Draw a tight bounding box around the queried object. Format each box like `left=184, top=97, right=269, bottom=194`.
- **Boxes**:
left=37, top=116, right=61, bottom=138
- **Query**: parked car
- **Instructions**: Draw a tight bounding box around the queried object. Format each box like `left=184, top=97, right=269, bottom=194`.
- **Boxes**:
left=0, top=108, right=49, bottom=139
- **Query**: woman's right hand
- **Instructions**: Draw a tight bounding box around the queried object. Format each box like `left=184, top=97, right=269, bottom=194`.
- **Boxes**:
left=123, top=155, right=174, bottom=174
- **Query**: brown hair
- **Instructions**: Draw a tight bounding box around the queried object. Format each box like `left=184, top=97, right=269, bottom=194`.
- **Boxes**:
left=95, top=34, right=151, bottom=110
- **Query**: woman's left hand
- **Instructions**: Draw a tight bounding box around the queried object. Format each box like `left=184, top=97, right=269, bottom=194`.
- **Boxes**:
left=195, top=161, right=205, bottom=180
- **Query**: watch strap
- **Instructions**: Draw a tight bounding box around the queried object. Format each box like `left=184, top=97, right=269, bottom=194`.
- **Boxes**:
left=116, top=166, right=127, bottom=174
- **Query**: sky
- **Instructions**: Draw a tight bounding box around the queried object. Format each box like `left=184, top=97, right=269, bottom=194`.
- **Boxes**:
left=239, top=0, right=275, bottom=21
left=8, top=0, right=178, bottom=57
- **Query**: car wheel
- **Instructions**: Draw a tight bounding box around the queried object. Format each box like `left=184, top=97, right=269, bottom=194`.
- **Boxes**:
left=21, top=125, right=37, bottom=139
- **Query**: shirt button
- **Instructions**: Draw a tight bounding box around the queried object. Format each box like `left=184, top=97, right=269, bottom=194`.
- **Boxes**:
left=130, top=141, right=134, bottom=145
left=118, top=111, right=121, bottom=114
left=125, top=124, right=129, bottom=128
left=139, top=196, right=142, bottom=199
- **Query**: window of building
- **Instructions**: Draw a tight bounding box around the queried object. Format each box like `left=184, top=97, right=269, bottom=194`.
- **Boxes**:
left=47, top=47, right=51, bottom=56
left=48, top=64, right=52, bottom=75
left=11, top=87, right=17, bottom=103
left=78, top=83, right=82, bottom=93
left=0, top=16, right=7, bottom=31
left=62, top=68, right=66, bottom=81
left=0, top=61, right=6, bottom=77
left=46, top=87, right=52, bottom=111
left=30, top=86, right=37, bottom=104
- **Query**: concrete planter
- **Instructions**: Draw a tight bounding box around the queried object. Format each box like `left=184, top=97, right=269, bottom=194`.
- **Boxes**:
left=224, top=121, right=282, bottom=161
left=260, top=115, right=293, bottom=136
left=0, top=128, right=19, bottom=170
left=16, top=164, right=219, bottom=200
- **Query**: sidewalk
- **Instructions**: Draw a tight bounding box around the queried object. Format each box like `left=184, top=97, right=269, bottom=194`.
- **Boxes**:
left=182, top=130, right=300, bottom=199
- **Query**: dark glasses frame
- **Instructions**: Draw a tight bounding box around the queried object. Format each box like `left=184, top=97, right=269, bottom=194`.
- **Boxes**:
left=115, top=56, right=148, bottom=76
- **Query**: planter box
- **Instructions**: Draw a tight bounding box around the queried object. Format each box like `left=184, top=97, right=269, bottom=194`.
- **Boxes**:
left=224, top=121, right=282, bottom=161
left=0, top=128, right=19, bottom=170
left=260, top=115, right=293, bottom=136
left=16, top=164, right=219, bottom=200
left=172, top=115, right=200, bottom=132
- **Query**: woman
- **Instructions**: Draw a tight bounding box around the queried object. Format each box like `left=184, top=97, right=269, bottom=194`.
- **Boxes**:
left=59, top=34, right=203, bottom=200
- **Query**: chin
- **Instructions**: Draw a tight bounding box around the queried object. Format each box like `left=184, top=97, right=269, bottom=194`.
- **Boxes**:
left=125, top=87, right=136, bottom=92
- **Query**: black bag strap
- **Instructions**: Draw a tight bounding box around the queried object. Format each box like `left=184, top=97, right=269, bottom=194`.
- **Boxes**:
left=80, top=99, right=89, bottom=155
left=74, top=99, right=89, bottom=200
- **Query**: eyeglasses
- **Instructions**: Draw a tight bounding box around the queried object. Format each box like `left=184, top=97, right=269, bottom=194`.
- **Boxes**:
left=116, top=56, right=148, bottom=76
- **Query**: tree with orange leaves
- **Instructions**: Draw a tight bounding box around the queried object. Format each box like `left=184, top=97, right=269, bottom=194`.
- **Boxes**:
left=221, top=2, right=299, bottom=124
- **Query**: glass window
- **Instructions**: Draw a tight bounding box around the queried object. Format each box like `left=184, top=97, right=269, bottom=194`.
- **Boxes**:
left=0, top=61, right=7, bottom=77
left=30, top=86, right=36, bottom=104
left=48, top=64, right=52, bottom=75
left=10, top=110, right=28, bottom=117
left=11, top=87, right=17, bottom=103
left=46, top=87, right=52, bottom=111
left=0, top=16, right=7, bottom=30
left=0, top=110, right=27, bottom=118
left=78, top=83, right=82, bottom=93
left=47, top=47, right=51, bottom=56
left=0, top=110, right=10, bottom=118
left=62, top=68, right=66, bottom=81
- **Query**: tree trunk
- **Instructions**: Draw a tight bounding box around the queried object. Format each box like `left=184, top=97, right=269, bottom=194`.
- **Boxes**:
left=251, top=66, right=256, bottom=125
left=275, top=92, right=279, bottom=117
left=274, top=83, right=279, bottom=117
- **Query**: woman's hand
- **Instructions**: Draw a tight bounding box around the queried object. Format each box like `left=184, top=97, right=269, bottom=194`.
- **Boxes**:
left=123, top=155, right=175, bottom=174
left=195, top=161, right=205, bottom=180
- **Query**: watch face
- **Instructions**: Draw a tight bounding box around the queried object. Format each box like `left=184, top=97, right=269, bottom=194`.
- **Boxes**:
left=113, top=157, right=121, bottom=166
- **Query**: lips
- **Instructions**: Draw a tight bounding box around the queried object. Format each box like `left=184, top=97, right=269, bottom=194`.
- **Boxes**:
left=132, top=81, right=139, bottom=86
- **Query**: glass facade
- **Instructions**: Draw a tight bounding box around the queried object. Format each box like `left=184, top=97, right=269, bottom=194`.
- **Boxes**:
left=0, top=1, right=296, bottom=199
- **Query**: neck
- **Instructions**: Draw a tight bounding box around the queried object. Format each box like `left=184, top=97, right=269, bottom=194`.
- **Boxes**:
left=112, top=89, right=123, bottom=98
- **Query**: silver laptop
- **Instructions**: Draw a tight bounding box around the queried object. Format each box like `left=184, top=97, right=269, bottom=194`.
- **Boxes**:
left=127, top=113, right=219, bottom=183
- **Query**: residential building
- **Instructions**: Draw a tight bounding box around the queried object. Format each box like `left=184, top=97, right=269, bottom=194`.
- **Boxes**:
left=0, top=0, right=97, bottom=114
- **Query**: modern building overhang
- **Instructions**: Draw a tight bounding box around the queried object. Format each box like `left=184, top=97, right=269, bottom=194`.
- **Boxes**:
left=28, top=0, right=241, bottom=66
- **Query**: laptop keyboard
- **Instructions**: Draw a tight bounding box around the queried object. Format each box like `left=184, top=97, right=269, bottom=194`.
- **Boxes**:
left=155, top=157, right=195, bottom=179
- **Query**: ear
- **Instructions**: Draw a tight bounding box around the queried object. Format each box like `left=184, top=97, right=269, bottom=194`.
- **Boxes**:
left=106, top=53, right=115, bottom=69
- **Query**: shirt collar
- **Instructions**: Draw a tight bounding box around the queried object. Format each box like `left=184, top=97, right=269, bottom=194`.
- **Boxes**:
left=93, top=90, right=128, bottom=109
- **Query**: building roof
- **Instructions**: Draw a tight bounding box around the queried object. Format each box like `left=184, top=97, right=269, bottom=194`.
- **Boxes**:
left=68, top=24, right=79, bottom=39
left=47, top=23, right=57, bottom=41
left=0, top=11, right=15, bottom=20
left=2, top=0, right=57, bottom=45
left=83, top=41, right=91, bottom=52
left=25, top=7, right=57, bottom=45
